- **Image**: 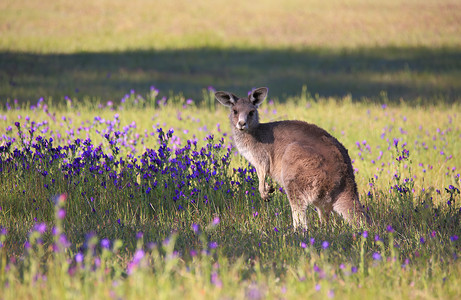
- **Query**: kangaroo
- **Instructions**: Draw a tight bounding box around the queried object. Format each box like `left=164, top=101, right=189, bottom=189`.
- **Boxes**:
left=215, top=87, right=370, bottom=230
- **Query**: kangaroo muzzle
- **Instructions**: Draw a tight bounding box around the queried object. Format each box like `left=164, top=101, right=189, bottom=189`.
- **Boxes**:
left=236, top=117, right=248, bottom=131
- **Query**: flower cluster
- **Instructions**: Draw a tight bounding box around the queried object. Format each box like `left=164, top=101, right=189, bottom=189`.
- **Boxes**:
left=0, top=122, right=261, bottom=218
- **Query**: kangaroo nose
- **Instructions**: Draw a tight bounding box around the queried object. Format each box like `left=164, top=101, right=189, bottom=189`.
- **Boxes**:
left=237, top=120, right=247, bottom=130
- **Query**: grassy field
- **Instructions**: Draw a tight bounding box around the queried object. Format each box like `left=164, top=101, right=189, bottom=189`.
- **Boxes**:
left=1, top=0, right=461, bottom=299
left=2, top=0, right=461, bottom=51
left=1, top=0, right=461, bottom=103
left=0, top=94, right=460, bottom=299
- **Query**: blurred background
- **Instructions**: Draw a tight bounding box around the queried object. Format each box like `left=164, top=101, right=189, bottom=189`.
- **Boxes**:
left=1, top=0, right=461, bottom=104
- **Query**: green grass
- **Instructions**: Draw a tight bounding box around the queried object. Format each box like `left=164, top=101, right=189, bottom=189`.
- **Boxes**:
left=2, top=47, right=461, bottom=105
left=1, top=0, right=461, bottom=298
left=1, top=0, right=461, bottom=103
left=0, top=95, right=460, bottom=299
left=2, top=0, right=461, bottom=51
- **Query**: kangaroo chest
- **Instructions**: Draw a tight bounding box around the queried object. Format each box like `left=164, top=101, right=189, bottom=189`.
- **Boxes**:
left=235, top=141, right=257, bottom=166
left=233, top=132, right=271, bottom=171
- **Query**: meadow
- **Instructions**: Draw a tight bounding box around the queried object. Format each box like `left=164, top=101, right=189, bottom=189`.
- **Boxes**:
left=1, top=0, right=461, bottom=299
left=1, top=0, right=461, bottom=103
left=0, top=93, right=460, bottom=299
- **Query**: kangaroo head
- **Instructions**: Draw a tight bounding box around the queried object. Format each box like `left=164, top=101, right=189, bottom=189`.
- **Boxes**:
left=215, top=87, right=268, bottom=131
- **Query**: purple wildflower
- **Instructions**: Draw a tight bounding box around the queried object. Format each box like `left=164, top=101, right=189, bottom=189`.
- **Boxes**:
left=58, top=234, right=71, bottom=248
left=372, top=252, right=382, bottom=260
left=101, top=239, right=110, bottom=249
left=386, top=225, right=395, bottom=233
left=133, top=249, right=145, bottom=264
left=313, top=264, right=321, bottom=273
left=34, top=223, right=47, bottom=234
left=211, top=272, right=223, bottom=287
left=75, top=253, right=84, bottom=263
left=57, top=208, right=66, bottom=219
left=192, top=223, right=200, bottom=234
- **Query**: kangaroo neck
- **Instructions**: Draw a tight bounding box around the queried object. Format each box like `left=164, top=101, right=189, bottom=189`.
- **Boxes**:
left=231, top=125, right=264, bottom=167
left=232, top=126, right=258, bottom=140
left=231, top=125, right=262, bottom=153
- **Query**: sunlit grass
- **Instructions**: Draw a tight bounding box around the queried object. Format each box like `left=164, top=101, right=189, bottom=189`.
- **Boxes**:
left=1, top=0, right=460, bottom=297
left=1, top=0, right=461, bottom=52
left=0, top=91, right=460, bottom=299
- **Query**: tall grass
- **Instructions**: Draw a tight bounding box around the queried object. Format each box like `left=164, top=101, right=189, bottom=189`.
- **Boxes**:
left=0, top=91, right=460, bottom=299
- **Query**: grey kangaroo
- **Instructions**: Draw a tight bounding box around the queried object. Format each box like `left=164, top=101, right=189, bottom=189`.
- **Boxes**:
left=215, top=87, right=370, bottom=230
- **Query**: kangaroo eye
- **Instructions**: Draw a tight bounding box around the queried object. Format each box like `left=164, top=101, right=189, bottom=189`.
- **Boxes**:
left=249, top=110, right=255, bottom=117
left=233, top=110, right=238, bottom=115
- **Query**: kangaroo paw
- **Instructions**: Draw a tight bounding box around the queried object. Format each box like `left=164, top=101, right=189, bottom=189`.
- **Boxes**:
left=261, top=193, right=271, bottom=202
left=268, top=185, right=275, bottom=194
left=265, top=183, right=275, bottom=194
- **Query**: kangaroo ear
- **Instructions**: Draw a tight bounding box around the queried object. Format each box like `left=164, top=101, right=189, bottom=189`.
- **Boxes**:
left=215, top=91, right=236, bottom=107
left=249, top=87, right=268, bottom=107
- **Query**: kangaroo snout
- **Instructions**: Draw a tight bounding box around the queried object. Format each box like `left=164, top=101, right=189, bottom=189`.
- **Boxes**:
left=237, top=119, right=247, bottom=131
left=215, top=87, right=371, bottom=230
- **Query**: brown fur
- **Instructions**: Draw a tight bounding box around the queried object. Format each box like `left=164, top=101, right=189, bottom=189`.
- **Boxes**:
left=215, top=87, right=370, bottom=230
